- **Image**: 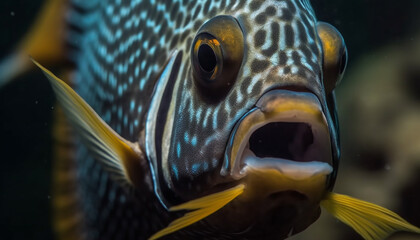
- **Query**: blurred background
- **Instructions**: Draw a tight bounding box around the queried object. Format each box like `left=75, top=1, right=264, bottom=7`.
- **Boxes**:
left=1, top=0, right=420, bottom=239
left=0, top=0, right=54, bottom=239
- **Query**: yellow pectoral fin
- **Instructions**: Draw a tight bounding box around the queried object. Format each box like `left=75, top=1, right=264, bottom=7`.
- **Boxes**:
left=149, top=184, right=245, bottom=240
left=321, top=192, right=420, bottom=240
left=33, top=60, right=144, bottom=187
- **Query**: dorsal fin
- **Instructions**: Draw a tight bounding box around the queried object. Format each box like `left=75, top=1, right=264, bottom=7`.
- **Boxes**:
left=321, top=192, right=420, bottom=240
left=33, top=60, right=145, bottom=187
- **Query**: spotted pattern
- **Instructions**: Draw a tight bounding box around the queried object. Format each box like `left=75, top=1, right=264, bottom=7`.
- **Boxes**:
left=167, top=0, right=326, bottom=196
left=67, top=0, right=332, bottom=238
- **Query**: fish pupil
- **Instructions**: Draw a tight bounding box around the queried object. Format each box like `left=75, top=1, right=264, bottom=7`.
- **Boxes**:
left=198, top=44, right=216, bottom=73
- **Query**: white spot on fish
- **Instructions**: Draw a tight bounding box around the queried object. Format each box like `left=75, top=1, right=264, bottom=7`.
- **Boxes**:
left=141, top=60, right=146, bottom=70
left=139, top=79, right=146, bottom=90
left=191, top=136, right=197, bottom=146
left=123, top=115, right=128, bottom=126
left=135, top=66, right=140, bottom=77
left=192, top=163, right=200, bottom=174
left=118, top=107, right=123, bottom=119
left=177, top=142, right=181, bottom=158
left=203, top=162, right=209, bottom=171
left=130, top=100, right=135, bottom=112
left=211, top=158, right=218, bottom=167
left=195, top=107, right=202, bottom=122
left=106, top=5, right=113, bottom=15
left=116, top=29, right=122, bottom=39
left=291, top=66, right=298, bottom=74
left=172, top=164, right=179, bottom=179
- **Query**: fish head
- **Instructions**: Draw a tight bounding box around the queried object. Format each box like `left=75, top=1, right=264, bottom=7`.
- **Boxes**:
left=145, top=0, right=347, bottom=236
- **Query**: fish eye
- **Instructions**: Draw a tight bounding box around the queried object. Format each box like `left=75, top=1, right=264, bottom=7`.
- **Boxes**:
left=317, top=22, right=347, bottom=93
left=192, top=15, right=244, bottom=101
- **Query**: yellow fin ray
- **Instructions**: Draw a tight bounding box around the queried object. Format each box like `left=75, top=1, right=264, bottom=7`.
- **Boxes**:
left=33, top=60, right=144, bottom=187
left=321, top=192, right=420, bottom=240
left=149, top=184, right=245, bottom=240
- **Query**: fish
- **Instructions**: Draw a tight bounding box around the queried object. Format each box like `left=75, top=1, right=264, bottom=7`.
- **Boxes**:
left=2, top=0, right=420, bottom=239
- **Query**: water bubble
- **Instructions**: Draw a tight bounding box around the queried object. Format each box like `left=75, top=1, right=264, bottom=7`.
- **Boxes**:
left=385, top=164, right=391, bottom=171
left=50, top=106, right=54, bottom=110
left=10, top=11, right=15, bottom=16
left=35, top=100, right=39, bottom=104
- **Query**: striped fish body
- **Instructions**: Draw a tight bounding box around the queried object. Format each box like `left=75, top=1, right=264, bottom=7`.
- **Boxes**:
left=63, top=0, right=341, bottom=239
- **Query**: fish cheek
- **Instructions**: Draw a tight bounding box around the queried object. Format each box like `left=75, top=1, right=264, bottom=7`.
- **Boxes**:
left=163, top=109, right=219, bottom=200
left=166, top=130, right=224, bottom=196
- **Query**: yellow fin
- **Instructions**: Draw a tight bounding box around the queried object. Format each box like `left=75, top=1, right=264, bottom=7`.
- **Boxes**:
left=149, top=184, right=245, bottom=240
left=19, top=0, right=67, bottom=62
left=1, top=0, right=67, bottom=87
left=321, top=192, right=420, bottom=240
left=33, top=60, right=144, bottom=187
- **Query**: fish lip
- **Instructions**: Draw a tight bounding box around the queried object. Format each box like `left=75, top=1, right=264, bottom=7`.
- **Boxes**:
left=221, top=89, right=333, bottom=180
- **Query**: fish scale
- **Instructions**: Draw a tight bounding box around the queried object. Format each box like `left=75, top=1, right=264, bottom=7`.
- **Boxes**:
left=75, top=147, right=170, bottom=239
left=66, top=1, right=178, bottom=237
left=64, top=0, right=326, bottom=238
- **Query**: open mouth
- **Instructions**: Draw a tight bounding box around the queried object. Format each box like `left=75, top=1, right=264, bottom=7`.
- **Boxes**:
left=249, top=122, right=314, bottom=161
left=224, top=89, right=333, bottom=180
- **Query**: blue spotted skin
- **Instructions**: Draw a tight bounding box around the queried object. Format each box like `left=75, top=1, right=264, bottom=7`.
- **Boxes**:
left=66, top=0, right=337, bottom=239
left=166, top=0, right=332, bottom=198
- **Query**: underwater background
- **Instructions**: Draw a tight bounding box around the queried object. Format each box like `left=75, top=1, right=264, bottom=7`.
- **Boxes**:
left=1, top=0, right=420, bottom=239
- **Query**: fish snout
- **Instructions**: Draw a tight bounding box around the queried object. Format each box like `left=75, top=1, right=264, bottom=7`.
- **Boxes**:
left=211, top=89, right=334, bottom=237
left=223, top=89, right=333, bottom=199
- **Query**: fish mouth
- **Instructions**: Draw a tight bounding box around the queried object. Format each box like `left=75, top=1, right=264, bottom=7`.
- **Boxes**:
left=222, top=89, right=333, bottom=181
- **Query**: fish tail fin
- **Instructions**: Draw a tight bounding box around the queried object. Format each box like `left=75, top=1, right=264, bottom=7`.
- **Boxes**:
left=0, top=0, right=67, bottom=87
left=321, top=192, right=420, bottom=240
left=149, top=184, right=245, bottom=240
